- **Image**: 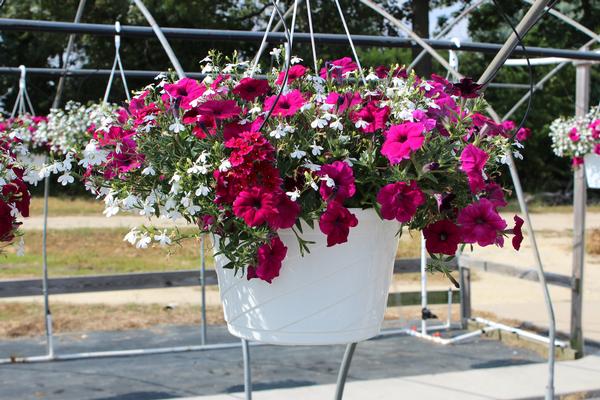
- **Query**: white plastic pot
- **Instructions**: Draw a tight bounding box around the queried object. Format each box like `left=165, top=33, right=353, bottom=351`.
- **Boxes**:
left=214, top=208, right=400, bottom=346
left=584, top=154, right=600, bottom=189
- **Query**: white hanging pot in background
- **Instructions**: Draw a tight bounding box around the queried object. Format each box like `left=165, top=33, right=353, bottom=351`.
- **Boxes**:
left=584, top=154, right=600, bottom=189
left=214, top=209, right=400, bottom=346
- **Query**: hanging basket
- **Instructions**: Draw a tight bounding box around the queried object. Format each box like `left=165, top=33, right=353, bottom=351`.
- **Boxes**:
left=584, top=154, right=600, bottom=189
left=214, top=209, right=400, bottom=345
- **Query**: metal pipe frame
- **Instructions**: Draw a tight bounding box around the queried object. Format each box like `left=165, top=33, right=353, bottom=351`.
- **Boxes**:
left=2, top=18, right=600, bottom=61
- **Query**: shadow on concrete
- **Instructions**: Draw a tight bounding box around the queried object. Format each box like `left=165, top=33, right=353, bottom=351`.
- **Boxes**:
left=227, top=379, right=316, bottom=393
left=91, top=392, right=175, bottom=400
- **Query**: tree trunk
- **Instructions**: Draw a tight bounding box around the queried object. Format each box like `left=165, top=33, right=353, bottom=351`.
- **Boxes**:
left=411, top=0, right=432, bottom=78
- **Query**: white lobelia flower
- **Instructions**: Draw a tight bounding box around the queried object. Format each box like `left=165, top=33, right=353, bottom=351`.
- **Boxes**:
left=286, top=189, right=301, bottom=201
left=269, top=47, right=282, bottom=60
left=355, top=119, right=369, bottom=129
left=103, top=204, right=120, bottom=217
left=320, top=174, right=335, bottom=188
left=136, top=234, right=152, bottom=249
left=140, top=201, right=155, bottom=217
left=57, top=172, right=74, bottom=186
left=330, top=118, right=344, bottom=131
left=124, top=227, right=139, bottom=245
left=219, top=159, right=232, bottom=172
left=195, top=185, right=210, bottom=196
left=142, top=165, right=156, bottom=176
left=365, top=72, right=379, bottom=81
left=270, top=124, right=287, bottom=139
left=290, top=148, right=307, bottom=160
left=122, top=194, right=139, bottom=209
left=169, top=121, right=185, bottom=133
left=154, top=230, right=172, bottom=247
left=186, top=204, right=201, bottom=215
left=310, top=143, right=323, bottom=156
left=290, top=56, right=303, bottom=64
left=311, top=117, right=327, bottom=129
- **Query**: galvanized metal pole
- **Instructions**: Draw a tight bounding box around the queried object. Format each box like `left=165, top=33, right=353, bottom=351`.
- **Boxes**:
left=242, top=339, right=252, bottom=400
left=571, top=59, right=591, bottom=358
left=41, top=173, right=54, bottom=359
left=334, top=342, right=357, bottom=400
left=131, top=0, right=185, bottom=79
left=478, top=0, right=552, bottom=88
left=200, top=236, right=207, bottom=345
left=51, top=0, right=86, bottom=109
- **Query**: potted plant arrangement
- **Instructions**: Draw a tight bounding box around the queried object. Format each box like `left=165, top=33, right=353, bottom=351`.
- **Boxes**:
left=62, top=51, right=525, bottom=345
left=549, top=106, right=600, bottom=187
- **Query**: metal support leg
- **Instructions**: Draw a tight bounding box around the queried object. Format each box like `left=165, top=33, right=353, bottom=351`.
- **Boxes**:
left=242, top=339, right=252, bottom=400
left=200, top=236, right=207, bottom=345
left=420, top=233, right=427, bottom=335
left=42, top=175, right=54, bottom=358
left=334, top=342, right=357, bottom=400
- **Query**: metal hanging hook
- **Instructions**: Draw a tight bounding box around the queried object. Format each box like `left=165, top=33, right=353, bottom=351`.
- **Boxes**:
left=103, top=21, right=131, bottom=104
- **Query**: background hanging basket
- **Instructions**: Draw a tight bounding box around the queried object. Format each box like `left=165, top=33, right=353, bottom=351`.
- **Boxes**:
left=214, top=209, right=400, bottom=345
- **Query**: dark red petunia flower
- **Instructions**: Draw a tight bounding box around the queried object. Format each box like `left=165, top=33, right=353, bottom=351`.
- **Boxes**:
left=319, top=202, right=358, bottom=247
left=512, top=215, right=524, bottom=251
left=232, top=78, right=271, bottom=101
left=423, top=219, right=461, bottom=255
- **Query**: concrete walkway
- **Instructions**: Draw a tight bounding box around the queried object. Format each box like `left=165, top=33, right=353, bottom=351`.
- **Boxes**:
left=177, top=354, right=600, bottom=400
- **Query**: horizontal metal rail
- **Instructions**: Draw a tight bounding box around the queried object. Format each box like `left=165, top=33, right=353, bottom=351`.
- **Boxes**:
left=2, top=18, right=600, bottom=61
left=0, top=67, right=526, bottom=89
left=0, top=258, right=454, bottom=298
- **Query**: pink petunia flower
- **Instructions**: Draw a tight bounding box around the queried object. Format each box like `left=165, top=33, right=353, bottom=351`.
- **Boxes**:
left=276, top=64, right=308, bottom=85
left=376, top=180, right=425, bottom=223
left=516, top=127, right=532, bottom=141
left=197, top=100, right=241, bottom=120
left=232, top=187, right=277, bottom=227
left=318, top=161, right=356, bottom=203
left=232, top=78, right=271, bottom=101
left=572, top=156, right=584, bottom=167
left=163, top=78, right=205, bottom=110
left=326, top=92, right=362, bottom=115
left=381, top=122, right=426, bottom=164
left=423, top=219, right=461, bottom=255
left=595, top=143, right=600, bottom=156
left=319, top=202, right=358, bottom=247
left=457, top=199, right=507, bottom=247
left=568, top=128, right=580, bottom=142
left=248, top=236, right=288, bottom=283
left=263, top=89, right=305, bottom=117
left=319, top=57, right=358, bottom=80
left=350, top=102, right=390, bottom=133
left=460, top=144, right=489, bottom=194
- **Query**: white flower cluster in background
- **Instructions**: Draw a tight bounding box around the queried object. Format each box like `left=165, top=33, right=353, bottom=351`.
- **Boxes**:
left=549, top=106, right=600, bottom=160
left=35, top=101, right=117, bottom=155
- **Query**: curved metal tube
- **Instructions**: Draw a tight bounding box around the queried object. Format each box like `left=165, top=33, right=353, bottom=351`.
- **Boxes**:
left=131, top=0, right=185, bottom=79
left=334, top=343, right=357, bottom=400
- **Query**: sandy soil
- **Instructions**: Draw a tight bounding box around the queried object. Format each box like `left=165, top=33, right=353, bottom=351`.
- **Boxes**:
left=9, top=211, right=600, bottom=342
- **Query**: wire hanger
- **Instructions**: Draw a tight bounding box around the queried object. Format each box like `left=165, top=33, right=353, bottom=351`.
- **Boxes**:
left=103, top=21, right=131, bottom=104
left=11, top=65, right=36, bottom=117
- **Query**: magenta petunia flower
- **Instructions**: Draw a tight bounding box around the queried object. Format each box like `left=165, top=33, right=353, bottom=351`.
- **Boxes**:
left=381, top=122, right=426, bottom=164
left=460, top=144, right=489, bottom=194
left=276, top=64, right=308, bottom=85
left=248, top=236, right=288, bottom=283
left=374, top=65, right=390, bottom=78
left=319, top=202, right=358, bottom=247
left=350, top=102, right=390, bottom=133
left=569, top=128, right=580, bottom=142
left=319, top=57, right=358, bottom=79
left=572, top=156, right=584, bottom=167
left=423, top=219, right=461, bottom=255
left=263, top=89, right=305, bottom=117
left=232, top=187, right=277, bottom=227
left=516, top=127, right=532, bottom=141
left=512, top=215, right=524, bottom=251
left=163, top=78, right=205, bottom=110
left=326, top=92, right=361, bottom=115
left=232, top=78, right=271, bottom=101
left=483, top=182, right=507, bottom=209
left=268, top=193, right=301, bottom=230
left=318, top=161, right=356, bottom=203
left=197, top=100, right=242, bottom=120
left=457, top=199, right=507, bottom=247
left=376, top=180, right=425, bottom=223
